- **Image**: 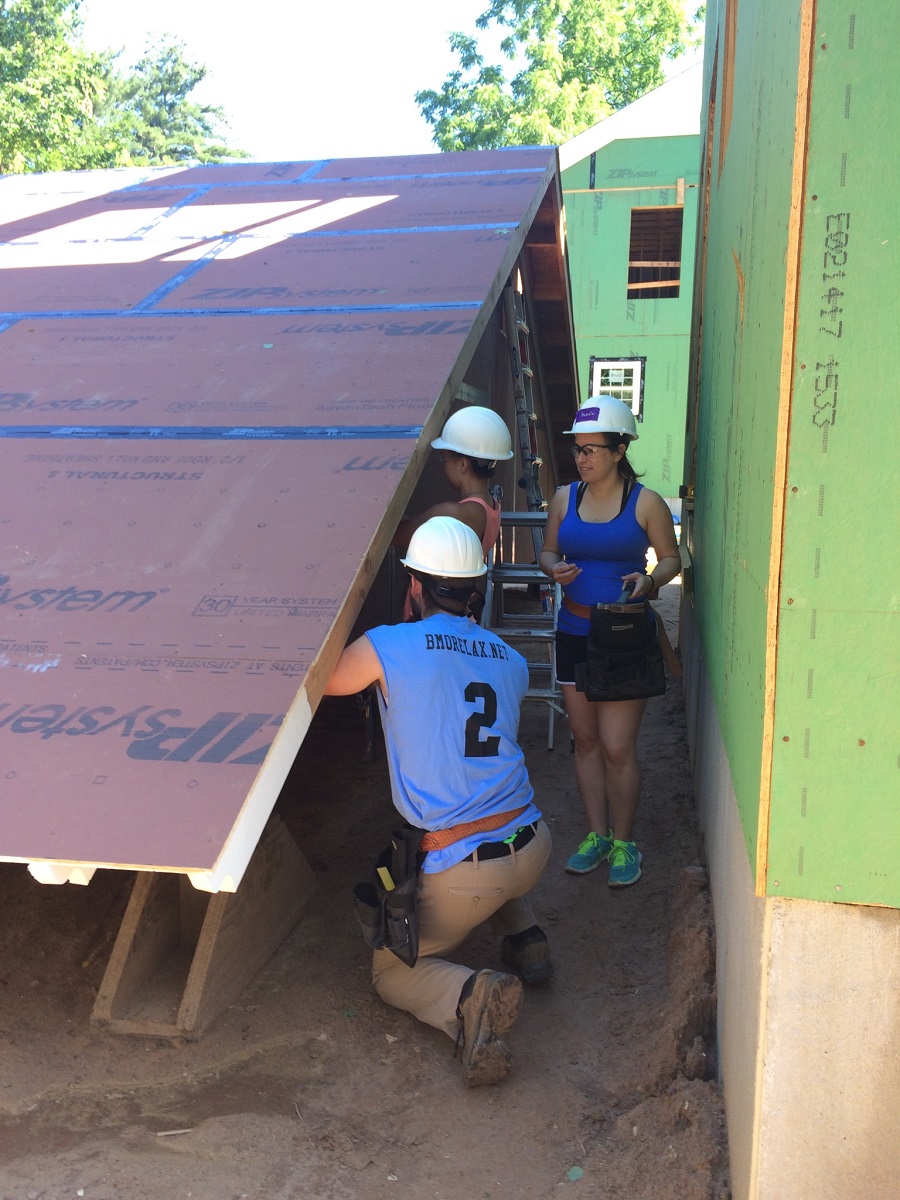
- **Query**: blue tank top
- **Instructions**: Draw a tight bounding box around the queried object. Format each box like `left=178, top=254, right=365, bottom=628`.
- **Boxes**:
left=557, top=481, right=650, bottom=635
left=366, top=612, right=540, bottom=872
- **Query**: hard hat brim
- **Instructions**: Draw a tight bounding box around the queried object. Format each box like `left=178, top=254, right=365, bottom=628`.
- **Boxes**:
left=400, top=555, right=487, bottom=578
left=431, top=434, right=514, bottom=460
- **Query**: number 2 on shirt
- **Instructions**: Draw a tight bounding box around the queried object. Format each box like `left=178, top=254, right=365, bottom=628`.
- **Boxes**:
left=464, top=682, right=501, bottom=757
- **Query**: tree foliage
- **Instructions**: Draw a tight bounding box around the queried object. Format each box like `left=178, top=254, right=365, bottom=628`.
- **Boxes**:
left=0, top=0, right=105, bottom=171
left=416, top=0, right=704, bottom=151
left=0, top=0, right=245, bottom=174
left=98, top=39, right=245, bottom=167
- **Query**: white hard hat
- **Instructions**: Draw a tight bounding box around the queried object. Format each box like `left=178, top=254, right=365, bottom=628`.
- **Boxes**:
left=431, top=406, right=514, bottom=463
left=401, top=516, right=487, bottom=578
left=563, top=396, right=639, bottom=441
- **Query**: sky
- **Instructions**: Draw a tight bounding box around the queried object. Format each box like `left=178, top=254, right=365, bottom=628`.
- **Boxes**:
left=78, top=0, right=509, bottom=162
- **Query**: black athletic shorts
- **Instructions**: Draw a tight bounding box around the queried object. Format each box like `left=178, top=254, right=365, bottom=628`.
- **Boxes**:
left=555, top=630, right=588, bottom=686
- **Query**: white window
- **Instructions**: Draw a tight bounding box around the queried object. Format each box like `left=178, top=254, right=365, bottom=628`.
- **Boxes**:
left=588, top=357, right=646, bottom=421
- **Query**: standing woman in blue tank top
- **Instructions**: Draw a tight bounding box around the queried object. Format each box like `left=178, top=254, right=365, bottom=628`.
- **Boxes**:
left=539, top=398, right=681, bottom=887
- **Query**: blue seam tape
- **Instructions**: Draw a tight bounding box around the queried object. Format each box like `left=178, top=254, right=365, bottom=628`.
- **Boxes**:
left=0, top=301, right=480, bottom=321
left=0, top=424, right=424, bottom=441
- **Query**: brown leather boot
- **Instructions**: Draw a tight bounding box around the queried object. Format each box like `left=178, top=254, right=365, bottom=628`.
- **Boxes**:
left=501, top=925, right=553, bottom=984
left=455, top=970, right=523, bottom=1087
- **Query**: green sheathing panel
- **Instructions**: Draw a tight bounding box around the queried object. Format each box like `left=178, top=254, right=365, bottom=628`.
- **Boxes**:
left=767, top=3, right=900, bottom=905
left=691, top=2, right=807, bottom=871
left=563, top=136, right=698, bottom=496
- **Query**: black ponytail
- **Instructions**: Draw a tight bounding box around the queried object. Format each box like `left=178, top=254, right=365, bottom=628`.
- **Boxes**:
left=609, top=437, right=643, bottom=481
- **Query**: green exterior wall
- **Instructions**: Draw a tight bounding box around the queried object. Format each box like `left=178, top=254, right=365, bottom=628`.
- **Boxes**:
left=689, top=0, right=804, bottom=876
left=562, top=135, right=699, bottom=497
left=689, top=0, right=899, bottom=906
left=768, top=1, right=899, bottom=905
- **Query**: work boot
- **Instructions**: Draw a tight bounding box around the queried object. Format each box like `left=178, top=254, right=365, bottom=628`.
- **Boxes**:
left=455, top=969, right=523, bottom=1088
left=501, top=925, right=553, bottom=985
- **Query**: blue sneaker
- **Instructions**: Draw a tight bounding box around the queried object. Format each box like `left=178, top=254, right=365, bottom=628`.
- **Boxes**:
left=564, top=830, right=613, bottom=875
left=607, top=840, right=642, bottom=887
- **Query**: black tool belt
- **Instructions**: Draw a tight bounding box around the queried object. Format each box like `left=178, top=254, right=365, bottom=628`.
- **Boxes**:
left=575, top=601, right=666, bottom=702
left=353, top=825, right=424, bottom=968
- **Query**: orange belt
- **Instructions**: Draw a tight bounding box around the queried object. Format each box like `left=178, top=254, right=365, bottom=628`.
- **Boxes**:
left=563, top=596, right=593, bottom=619
left=420, top=806, right=529, bottom=853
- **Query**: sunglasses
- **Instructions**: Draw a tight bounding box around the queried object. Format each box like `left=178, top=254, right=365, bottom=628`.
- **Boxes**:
left=571, top=441, right=619, bottom=457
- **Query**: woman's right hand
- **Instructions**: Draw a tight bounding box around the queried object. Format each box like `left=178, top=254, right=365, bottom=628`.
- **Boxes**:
left=549, top=560, right=581, bottom=586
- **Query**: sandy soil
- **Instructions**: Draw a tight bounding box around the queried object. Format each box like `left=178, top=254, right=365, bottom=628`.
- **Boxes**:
left=0, top=582, right=731, bottom=1199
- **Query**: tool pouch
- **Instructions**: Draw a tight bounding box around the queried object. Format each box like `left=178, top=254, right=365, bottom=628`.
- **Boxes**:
left=353, top=825, right=424, bottom=967
left=575, top=601, right=666, bottom=702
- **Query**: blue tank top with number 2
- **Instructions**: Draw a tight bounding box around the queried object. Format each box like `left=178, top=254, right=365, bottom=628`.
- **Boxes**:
left=366, top=611, right=539, bottom=872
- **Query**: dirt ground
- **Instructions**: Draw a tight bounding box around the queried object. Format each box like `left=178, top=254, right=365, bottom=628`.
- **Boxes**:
left=0, top=582, right=731, bottom=1200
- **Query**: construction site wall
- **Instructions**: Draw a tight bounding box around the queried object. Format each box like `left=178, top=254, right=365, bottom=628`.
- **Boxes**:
left=562, top=134, right=699, bottom=500
left=682, top=2, right=899, bottom=1196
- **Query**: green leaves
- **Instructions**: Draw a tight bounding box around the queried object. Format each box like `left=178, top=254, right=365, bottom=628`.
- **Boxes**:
left=416, top=0, right=704, bottom=151
left=98, top=38, right=245, bottom=166
left=0, top=0, right=246, bottom=173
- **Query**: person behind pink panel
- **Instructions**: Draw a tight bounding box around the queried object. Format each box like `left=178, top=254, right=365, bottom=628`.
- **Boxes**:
left=393, top=407, right=513, bottom=619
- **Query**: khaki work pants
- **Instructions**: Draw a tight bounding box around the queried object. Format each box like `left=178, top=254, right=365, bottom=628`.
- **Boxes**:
left=371, top=820, right=552, bottom=1038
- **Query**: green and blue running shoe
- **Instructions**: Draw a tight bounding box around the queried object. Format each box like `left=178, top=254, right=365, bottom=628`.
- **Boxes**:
left=607, top=839, right=643, bottom=887
left=564, top=830, right=613, bottom=875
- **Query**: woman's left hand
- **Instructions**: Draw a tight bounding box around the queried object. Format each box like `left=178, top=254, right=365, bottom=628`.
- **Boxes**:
left=622, top=572, right=655, bottom=600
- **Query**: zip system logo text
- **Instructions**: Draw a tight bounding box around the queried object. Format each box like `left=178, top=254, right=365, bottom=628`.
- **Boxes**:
left=0, top=703, right=283, bottom=764
left=0, top=575, right=157, bottom=613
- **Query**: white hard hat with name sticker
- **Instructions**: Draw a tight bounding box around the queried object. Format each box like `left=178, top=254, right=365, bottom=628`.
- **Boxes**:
left=563, top=395, right=639, bottom=441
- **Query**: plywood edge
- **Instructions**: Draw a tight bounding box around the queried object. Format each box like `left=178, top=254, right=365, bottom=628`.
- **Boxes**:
left=189, top=689, right=314, bottom=893
left=757, top=0, right=817, bottom=897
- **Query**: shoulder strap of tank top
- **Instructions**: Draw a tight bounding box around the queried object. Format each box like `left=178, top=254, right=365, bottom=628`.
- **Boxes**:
left=459, top=495, right=490, bottom=514
left=575, top=481, right=588, bottom=514
left=618, top=477, right=634, bottom=515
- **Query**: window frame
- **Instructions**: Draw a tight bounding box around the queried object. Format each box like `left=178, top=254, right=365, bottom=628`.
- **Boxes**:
left=588, top=356, right=647, bottom=422
left=627, top=205, right=684, bottom=300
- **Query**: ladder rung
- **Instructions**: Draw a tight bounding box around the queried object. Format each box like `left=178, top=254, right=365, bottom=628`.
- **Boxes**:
left=490, top=572, right=546, bottom=586
left=499, top=512, right=547, bottom=526
left=491, top=561, right=544, bottom=573
left=494, top=608, right=554, bottom=620
left=495, top=603, right=555, bottom=613
left=494, top=592, right=554, bottom=603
